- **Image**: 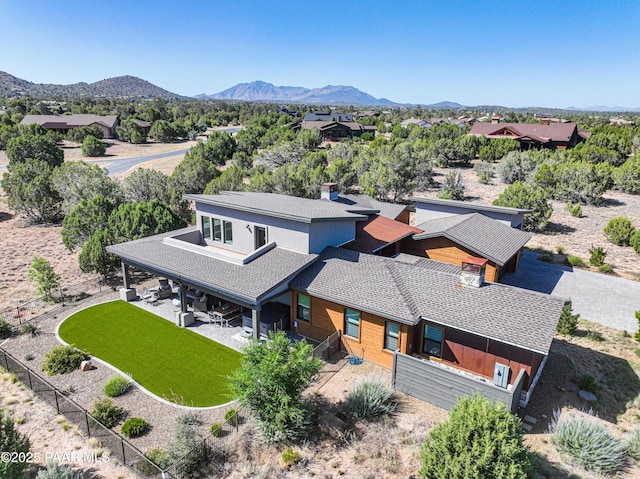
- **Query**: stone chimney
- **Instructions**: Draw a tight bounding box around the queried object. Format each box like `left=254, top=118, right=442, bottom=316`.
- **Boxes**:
left=321, top=182, right=339, bottom=201
left=491, top=115, right=501, bottom=124
left=460, top=256, right=488, bottom=287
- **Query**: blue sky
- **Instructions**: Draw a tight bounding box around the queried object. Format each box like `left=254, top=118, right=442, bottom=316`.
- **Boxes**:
left=2, top=0, right=639, bottom=108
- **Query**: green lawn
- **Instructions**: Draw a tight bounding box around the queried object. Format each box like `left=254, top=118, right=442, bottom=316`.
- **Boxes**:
left=59, top=300, right=243, bottom=407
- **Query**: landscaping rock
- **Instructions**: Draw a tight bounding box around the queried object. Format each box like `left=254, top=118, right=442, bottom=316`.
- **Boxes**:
left=578, top=390, right=597, bottom=402
left=317, top=412, right=347, bottom=436
left=80, top=360, right=94, bottom=371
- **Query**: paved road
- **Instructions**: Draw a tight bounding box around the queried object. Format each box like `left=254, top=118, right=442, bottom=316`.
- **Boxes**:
left=502, top=251, right=640, bottom=332
left=86, top=147, right=190, bottom=175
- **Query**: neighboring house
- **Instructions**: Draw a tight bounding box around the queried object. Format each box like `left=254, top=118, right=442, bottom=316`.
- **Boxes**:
left=303, top=111, right=354, bottom=122
left=130, top=118, right=153, bottom=135
left=107, top=191, right=565, bottom=411
left=401, top=117, right=469, bottom=129
left=297, top=111, right=375, bottom=140
left=20, top=114, right=119, bottom=139
left=469, top=120, right=589, bottom=150
left=411, top=196, right=530, bottom=229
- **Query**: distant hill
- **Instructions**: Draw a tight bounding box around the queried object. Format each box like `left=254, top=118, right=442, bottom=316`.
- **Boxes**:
left=565, top=105, right=640, bottom=112
left=0, top=72, right=182, bottom=98
left=197, top=81, right=404, bottom=106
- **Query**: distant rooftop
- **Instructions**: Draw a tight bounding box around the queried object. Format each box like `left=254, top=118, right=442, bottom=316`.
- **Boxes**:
left=410, top=196, right=531, bottom=215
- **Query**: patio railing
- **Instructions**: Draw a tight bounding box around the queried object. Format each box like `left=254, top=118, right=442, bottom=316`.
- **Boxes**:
left=313, top=330, right=341, bottom=360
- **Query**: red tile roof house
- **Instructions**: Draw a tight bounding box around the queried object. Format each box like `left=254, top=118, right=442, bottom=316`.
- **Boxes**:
left=469, top=119, right=590, bottom=150
left=107, top=191, right=566, bottom=412
left=20, top=114, right=120, bottom=139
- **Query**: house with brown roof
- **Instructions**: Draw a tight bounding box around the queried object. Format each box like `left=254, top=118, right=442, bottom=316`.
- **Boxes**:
left=469, top=120, right=588, bottom=150
left=20, top=114, right=119, bottom=138
left=297, top=111, right=375, bottom=140
left=107, top=191, right=565, bottom=411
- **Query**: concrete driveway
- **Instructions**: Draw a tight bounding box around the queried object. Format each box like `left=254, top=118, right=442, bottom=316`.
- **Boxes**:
left=502, top=251, right=640, bottom=332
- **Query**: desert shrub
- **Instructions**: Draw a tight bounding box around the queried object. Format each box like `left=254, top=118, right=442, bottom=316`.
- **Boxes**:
left=121, top=417, right=148, bottom=438
left=134, top=447, right=169, bottom=476
left=0, top=409, right=31, bottom=479
left=557, top=304, right=580, bottom=336
left=281, top=447, right=301, bottom=467
left=603, top=216, right=636, bottom=246
left=90, top=397, right=122, bottom=428
left=631, top=229, right=640, bottom=255
left=635, top=311, right=640, bottom=342
left=613, top=155, right=640, bottom=194
left=567, top=201, right=583, bottom=218
left=473, top=161, right=494, bottom=184
left=555, top=245, right=566, bottom=255
left=566, top=255, right=586, bottom=268
left=578, top=374, right=599, bottom=392
left=586, top=330, right=604, bottom=342
left=104, top=375, right=131, bottom=397
left=550, top=410, right=626, bottom=474
left=0, top=319, right=12, bottom=339
left=224, top=408, right=238, bottom=427
left=42, top=345, right=89, bottom=376
left=21, top=323, right=39, bottom=337
left=165, top=413, right=209, bottom=475
left=36, top=461, right=83, bottom=479
left=420, top=393, right=530, bottom=479
left=497, top=150, right=540, bottom=184
left=344, top=375, right=397, bottom=420
left=437, top=169, right=465, bottom=200
left=626, top=427, right=640, bottom=461
left=210, top=422, right=223, bottom=437
left=599, top=264, right=613, bottom=273
left=493, top=181, right=552, bottom=232
left=588, top=245, right=607, bottom=266
left=81, top=135, right=106, bottom=157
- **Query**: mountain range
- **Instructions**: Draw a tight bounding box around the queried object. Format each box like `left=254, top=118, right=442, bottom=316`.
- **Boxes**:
left=0, top=72, right=182, bottom=99
left=197, top=81, right=405, bottom=106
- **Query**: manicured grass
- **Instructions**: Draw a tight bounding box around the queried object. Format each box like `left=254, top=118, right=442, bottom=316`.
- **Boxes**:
left=59, top=300, right=242, bottom=407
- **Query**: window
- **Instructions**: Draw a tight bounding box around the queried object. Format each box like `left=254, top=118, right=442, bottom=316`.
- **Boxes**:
left=223, top=221, right=233, bottom=244
left=296, top=293, right=310, bottom=321
left=212, top=218, right=222, bottom=242
left=201, top=216, right=211, bottom=240
left=423, top=324, right=443, bottom=358
left=344, top=308, right=360, bottom=338
left=384, top=322, right=400, bottom=351
left=255, top=226, right=267, bottom=249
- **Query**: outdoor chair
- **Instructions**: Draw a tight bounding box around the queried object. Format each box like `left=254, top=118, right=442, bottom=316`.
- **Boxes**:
left=157, top=279, right=172, bottom=299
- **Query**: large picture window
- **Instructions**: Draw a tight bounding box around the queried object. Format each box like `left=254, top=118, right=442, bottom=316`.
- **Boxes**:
left=384, top=322, right=400, bottom=351
left=344, top=308, right=360, bottom=338
left=212, top=218, right=222, bottom=242
left=296, top=293, right=310, bottom=321
left=202, top=216, right=211, bottom=240
left=223, top=221, right=233, bottom=244
left=423, top=324, right=443, bottom=358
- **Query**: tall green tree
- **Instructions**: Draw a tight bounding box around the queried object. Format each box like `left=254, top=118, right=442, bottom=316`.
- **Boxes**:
left=51, top=161, right=121, bottom=215
left=0, top=409, right=31, bottom=479
left=26, top=255, right=60, bottom=301
left=1, top=159, right=62, bottom=223
left=81, top=135, right=106, bottom=157
left=419, top=394, right=531, bottom=479
left=493, top=181, right=552, bottom=232
left=6, top=134, right=64, bottom=168
left=79, top=228, right=120, bottom=279
left=61, top=195, right=116, bottom=251
left=171, top=155, right=220, bottom=196
left=228, top=331, right=322, bottom=443
left=108, top=200, right=187, bottom=242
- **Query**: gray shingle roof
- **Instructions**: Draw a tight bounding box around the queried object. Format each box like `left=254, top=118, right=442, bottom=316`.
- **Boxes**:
left=410, top=196, right=531, bottom=215
left=291, top=247, right=566, bottom=354
left=184, top=192, right=367, bottom=223
left=20, top=114, right=118, bottom=129
left=107, top=227, right=318, bottom=305
left=393, top=253, right=461, bottom=274
left=326, top=194, right=407, bottom=220
left=414, top=213, right=531, bottom=266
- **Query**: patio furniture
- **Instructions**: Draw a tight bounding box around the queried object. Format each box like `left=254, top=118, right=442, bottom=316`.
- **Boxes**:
left=193, top=294, right=208, bottom=313
left=157, top=279, right=172, bottom=299
left=208, top=303, right=240, bottom=327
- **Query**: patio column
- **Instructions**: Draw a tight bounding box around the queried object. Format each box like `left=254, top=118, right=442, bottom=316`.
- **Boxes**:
left=121, top=261, right=130, bottom=289
left=252, top=307, right=261, bottom=340
left=179, top=284, right=188, bottom=313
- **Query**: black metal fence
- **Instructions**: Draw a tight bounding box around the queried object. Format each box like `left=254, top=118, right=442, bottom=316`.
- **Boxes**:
left=0, top=347, right=165, bottom=478
left=0, top=277, right=104, bottom=327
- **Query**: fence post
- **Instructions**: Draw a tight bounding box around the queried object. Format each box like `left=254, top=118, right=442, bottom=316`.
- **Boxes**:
left=121, top=438, right=126, bottom=466
left=54, top=390, right=60, bottom=413
left=85, top=412, right=91, bottom=435
left=26, top=369, right=33, bottom=390
left=2, top=350, right=8, bottom=371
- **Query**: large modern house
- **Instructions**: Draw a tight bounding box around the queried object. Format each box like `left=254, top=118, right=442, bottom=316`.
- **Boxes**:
left=295, top=111, right=376, bottom=141
left=107, top=190, right=566, bottom=411
left=20, top=114, right=119, bottom=139
left=469, top=119, right=590, bottom=150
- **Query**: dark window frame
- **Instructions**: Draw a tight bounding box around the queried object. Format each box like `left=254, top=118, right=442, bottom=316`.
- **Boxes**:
left=296, top=293, right=310, bottom=322
left=201, top=216, right=211, bottom=240
left=422, top=323, right=444, bottom=358
left=384, top=321, right=400, bottom=351
left=223, top=220, right=233, bottom=245
left=212, top=218, right=222, bottom=242
left=344, top=308, right=360, bottom=339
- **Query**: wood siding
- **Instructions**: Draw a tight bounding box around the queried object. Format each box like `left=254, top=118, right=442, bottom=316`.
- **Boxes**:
left=290, top=292, right=409, bottom=368
left=401, top=236, right=500, bottom=282
left=395, top=209, right=410, bottom=225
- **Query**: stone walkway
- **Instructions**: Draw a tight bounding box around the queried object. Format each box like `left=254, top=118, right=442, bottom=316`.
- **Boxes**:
left=502, top=251, right=640, bottom=332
